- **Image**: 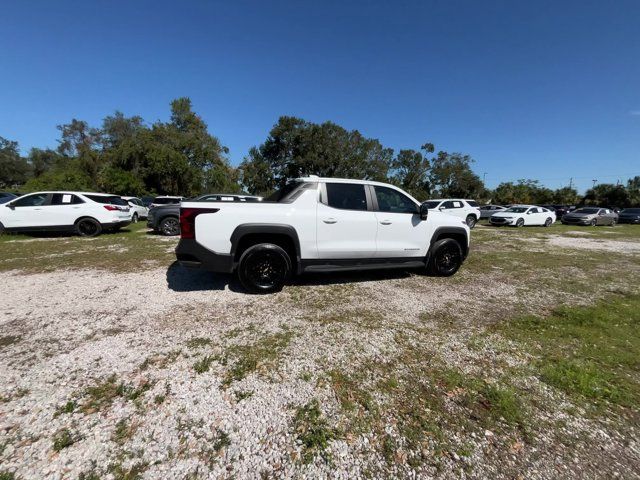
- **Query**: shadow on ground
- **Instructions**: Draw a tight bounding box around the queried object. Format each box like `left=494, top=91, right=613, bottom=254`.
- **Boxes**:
left=166, top=261, right=418, bottom=294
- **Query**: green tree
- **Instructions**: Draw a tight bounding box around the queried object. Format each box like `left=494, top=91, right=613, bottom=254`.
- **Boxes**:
left=0, top=136, right=30, bottom=188
left=389, top=143, right=432, bottom=200
left=240, top=116, right=393, bottom=195
left=428, top=151, right=485, bottom=199
left=583, top=184, right=630, bottom=208
left=27, top=148, right=63, bottom=177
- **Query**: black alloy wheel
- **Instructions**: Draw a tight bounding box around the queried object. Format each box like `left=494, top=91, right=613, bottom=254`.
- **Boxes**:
left=590, top=218, right=597, bottom=227
left=160, top=217, right=180, bottom=236
left=427, top=238, right=463, bottom=277
left=544, top=217, right=553, bottom=227
left=76, top=218, right=102, bottom=237
left=132, top=213, right=139, bottom=223
left=516, top=218, right=525, bottom=227
left=238, top=243, right=291, bottom=293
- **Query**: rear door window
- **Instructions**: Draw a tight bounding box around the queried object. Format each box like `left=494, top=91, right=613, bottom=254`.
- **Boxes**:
left=51, top=193, right=84, bottom=205
left=325, top=183, right=368, bottom=211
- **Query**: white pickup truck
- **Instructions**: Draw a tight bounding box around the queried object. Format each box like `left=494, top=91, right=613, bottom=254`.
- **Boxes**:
left=176, top=177, right=470, bottom=293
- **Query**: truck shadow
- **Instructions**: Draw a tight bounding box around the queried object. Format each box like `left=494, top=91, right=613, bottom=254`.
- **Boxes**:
left=166, top=261, right=416, bottom=293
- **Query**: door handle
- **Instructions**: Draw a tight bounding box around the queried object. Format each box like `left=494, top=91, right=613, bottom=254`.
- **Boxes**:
left=380, top=220, right=392, bottom=225
left=323, top=218, right=337, bottom=224
left=34, top=208, right=42, bottom=210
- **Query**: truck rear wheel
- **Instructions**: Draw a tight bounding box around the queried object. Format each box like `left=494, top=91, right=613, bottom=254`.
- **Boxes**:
left=237, top=243, right=291, bottom=294
left=427, top=238, right=463, bottom=277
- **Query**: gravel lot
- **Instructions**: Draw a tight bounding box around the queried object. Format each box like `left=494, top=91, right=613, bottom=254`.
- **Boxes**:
left=1, top=224, right=639, bottom=479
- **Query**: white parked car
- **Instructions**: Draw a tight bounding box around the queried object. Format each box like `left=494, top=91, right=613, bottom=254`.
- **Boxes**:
left=0, top=191, right=131, bottom=237
left=490, top=205, right=556, bottom=227
left=422, top=199, right=481, bottom=228
left=149, top=196, right=183, bottom=209
left=176, top=176, right=471, bottom=293
left=122, top=196, right=149, bottom=223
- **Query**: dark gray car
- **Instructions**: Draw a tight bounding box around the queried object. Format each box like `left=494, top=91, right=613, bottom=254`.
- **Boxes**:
left=147, top=194, right=262, bottom=236
left=561, top=207, right=618, bottom=226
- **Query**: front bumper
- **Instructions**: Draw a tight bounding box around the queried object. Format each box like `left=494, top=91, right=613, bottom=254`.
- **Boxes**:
left=490, top=217, right=514, bottom=225
left=175, top=239, right=234, bottom=273
left=562, top=218, right=591, bottom=225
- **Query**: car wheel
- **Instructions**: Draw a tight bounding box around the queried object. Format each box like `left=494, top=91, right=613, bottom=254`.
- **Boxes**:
left=590, top=218, right=597, bottom=227
left=427, top=238, right=463, bottom=277
left=544, top=217, right=553, bottom=227
left=0, top=221, right=5, bottom=234
left=237, top=243, right=291, bottom=293
left=75, top=218, right=102, bottom=237
left=516, top=218, right=524, bottom=227
left=611, top=218, right=617, bottom=226
left=132, top=213, right=139, bottom=223
left=465, top=215, right=477, bottom=229
left=159, top=216, right=180, bottom=236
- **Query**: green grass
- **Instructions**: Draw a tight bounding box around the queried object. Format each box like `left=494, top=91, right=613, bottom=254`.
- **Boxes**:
left=222, top=329, right=294, bottom=386
left=52, top=428, right=76, bottom=452
left=0, top=471, right=18, bottom=480
left=499, top=294, right=640, bottom=408
left=80, top=375, right=153, bottom=413
left=193, top=355, right=216, bottom=374
left=0, top=222, right=175, bottom=273
left=293, top=400, right=339, bottom=463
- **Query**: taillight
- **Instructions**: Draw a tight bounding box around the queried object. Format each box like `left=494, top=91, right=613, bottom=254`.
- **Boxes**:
left=180, top=208, right=219, bottom=239
left=104, top=205, right=119, bottom=211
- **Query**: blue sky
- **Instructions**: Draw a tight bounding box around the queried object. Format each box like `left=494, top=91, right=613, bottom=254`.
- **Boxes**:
left=1, top=0, right=638, bottom=193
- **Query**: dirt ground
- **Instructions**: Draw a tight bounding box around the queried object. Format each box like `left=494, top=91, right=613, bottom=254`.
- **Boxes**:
left=1, top=223, right=639, bottom=479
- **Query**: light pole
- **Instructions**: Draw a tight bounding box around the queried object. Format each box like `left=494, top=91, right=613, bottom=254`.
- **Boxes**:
left=483, top=172, right=487, bottom=184
left=592, top=179, right=597, bottom=188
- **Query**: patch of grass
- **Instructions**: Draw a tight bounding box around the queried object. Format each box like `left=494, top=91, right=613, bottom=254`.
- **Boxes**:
left=81, top=375, right=153, bottom=413
left=108, top=461, right=148, bottom=480
left=186, top=337, right=212, bottom=349
left=212, top=428, right=231, bottom=452
left=293, top=400, right=339, bottom=463
left=113, top=418, right=138, bottom=445
left=54, top=400, right=77, bottom=417
left=499, top=294, right=640, bottom=408
left=222, top=329, right=294, bottom=386
left=193, top=355, right=216, bottom=374
left=234, top=390, right=254, bottom=401
left=52, top=428, right=76, bottom=452
left=0, top=471, right=18, bottom=480
left=0, top=222, right=174, bottom=274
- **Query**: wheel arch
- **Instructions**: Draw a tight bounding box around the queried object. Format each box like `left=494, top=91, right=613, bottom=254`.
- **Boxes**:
left=428, top=226, right=469, bottom=259
left=230, top=224, right=301, bottom=274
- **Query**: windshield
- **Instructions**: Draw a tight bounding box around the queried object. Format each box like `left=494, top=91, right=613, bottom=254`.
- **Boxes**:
left=574, top=208, right=599, bottom=214
left=424, top=201, right=441, bottom=209
left=264, top=181, right=304, bottom=202
left=505, top=207, right=528, bottom=213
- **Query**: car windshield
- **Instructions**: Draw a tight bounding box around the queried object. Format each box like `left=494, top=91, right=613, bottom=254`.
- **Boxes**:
left=574, top=208, right=599, bottom=214
left=85, top=195, right=128, bottom=205
left=424, top=201, right=441, bottom=209
left=505, top=207, right=528, bottom=213
left=264, top=181, right=304, bottom=202
left=621, top=208, right=640, bottom=214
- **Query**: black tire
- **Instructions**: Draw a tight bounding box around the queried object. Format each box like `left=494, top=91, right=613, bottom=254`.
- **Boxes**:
left=544, top=217, right=553, bottom=227
left=611, top=218, right=617, bottom=227
left=237, top=243, right=291, bottom=294
left=427, top=238, right=463, bottom=277
left=0, top=221, right=5, bottom=235
left=75, top=218, right=102, bottom=237
left=159, top=216, right=180, bottom=236
left=590, top=218, right=597, bottom=227
left=465, top=215, right=477, bottom=229
left=132, top=213, right=139, bottom=223
left=515, top=218, right=525, bottom=227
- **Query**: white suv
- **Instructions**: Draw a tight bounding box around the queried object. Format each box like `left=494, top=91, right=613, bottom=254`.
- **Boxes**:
left=0, top=192, right=131, bottom=237
left=122, top=196, right=149, bottom=223
left=423, top=199, right=481, bottom=228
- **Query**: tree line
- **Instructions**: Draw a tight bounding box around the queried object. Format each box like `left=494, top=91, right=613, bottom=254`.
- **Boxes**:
left=1, top=97, right=639, bottom=207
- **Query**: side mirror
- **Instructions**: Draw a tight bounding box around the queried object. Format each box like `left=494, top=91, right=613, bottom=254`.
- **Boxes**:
left=438, top=206, right=445, bottom=211
left=419, top=203, right=429, bottom=220
left=6, top=203, right=15, bottom=210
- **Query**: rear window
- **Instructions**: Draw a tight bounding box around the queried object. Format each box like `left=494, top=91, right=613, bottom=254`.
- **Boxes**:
left=153, top=197, right=181, bottom=205
left=325, top=183, right=368, bottom=211
left=86, top=195, right=128, bottom=206
left=264, top=181, right=306, bottom=202
left=51, top=193, right=84, bottom=205
left=466, top=200, right=479, bottom=207
left=424, top=201, right=441, bottom=209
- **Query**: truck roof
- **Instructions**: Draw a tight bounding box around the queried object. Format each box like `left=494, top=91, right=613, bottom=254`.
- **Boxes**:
left=296, top=176, right=401, bottom=189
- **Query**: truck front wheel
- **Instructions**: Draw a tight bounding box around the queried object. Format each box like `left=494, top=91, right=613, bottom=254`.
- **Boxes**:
left=427, top=238, right=463, bottom=277
left=237, top=243, right=292, bottom=294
